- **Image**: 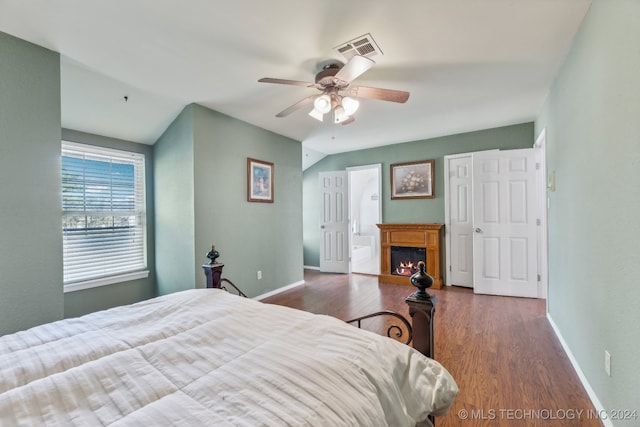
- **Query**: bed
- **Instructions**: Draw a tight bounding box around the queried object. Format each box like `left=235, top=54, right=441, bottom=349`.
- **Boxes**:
left=0, top=286, right=458, bottom=426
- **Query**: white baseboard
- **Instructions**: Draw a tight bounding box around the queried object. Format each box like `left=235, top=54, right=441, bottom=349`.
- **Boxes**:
left=254, top=280, right=305, bottom=301
left=303, top=265, right=320, bottom=271
left=546, top=313, right=613, bottom=427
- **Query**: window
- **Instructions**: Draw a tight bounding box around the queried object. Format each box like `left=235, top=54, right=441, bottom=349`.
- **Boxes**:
left=61, top=141, right=148, bottom=291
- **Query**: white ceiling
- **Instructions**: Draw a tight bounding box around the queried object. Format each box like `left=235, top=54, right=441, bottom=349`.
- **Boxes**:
left=0, top=0, right=591, bottom=168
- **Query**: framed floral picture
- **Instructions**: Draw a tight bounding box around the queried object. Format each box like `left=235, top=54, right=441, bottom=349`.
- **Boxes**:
left=247, top=158, right=274, bottom=203
left=390, top=160, right=435, bottom=199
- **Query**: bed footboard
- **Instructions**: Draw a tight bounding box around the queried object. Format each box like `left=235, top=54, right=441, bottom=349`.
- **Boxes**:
left=219, top=278, right=248, bottom=298
left=346, top=310, right=413, bottom=345
left=202, top=264, right=248, bottom=297
left=405, top=292, right=437, bottom=359
left=346, top=294, right=436, bottom=360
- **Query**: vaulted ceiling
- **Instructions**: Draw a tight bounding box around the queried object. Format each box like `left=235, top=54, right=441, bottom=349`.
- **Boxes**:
left=0, top=1, right=591, bottom=168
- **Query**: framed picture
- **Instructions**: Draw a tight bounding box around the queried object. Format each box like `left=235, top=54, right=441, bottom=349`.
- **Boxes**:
left=247, top=158, right=274, bottom=203
left=390, top=159, right=435, bottom=199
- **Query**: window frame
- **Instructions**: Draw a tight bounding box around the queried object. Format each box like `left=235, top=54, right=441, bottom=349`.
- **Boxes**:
left=61, top=141, right=149, bottom=293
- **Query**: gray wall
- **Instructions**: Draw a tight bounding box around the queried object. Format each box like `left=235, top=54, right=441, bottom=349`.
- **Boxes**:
left=535, top=0, right=640, bottom=422
left=61, top=129, right=156, bottom=318
left=303, top=123, right=534, bottom=267
left=0, top=32, right=63, bottom=335
left=155, top=104, right=303, bottom=297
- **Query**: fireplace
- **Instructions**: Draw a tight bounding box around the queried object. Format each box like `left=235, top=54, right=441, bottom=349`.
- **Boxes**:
left=391, top=246, right=426, bottom=276
left=377, top=223, right=443, bottom=288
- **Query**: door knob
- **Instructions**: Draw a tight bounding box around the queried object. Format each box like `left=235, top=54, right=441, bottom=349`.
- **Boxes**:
left=474, top=227, right=482, bottom=233
left=320, top=225, right=325, bottom=229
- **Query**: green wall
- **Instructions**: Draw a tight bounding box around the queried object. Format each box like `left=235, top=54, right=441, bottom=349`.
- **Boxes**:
left=535, top=0, right=640, bottom=422
left=303, top=123, right=534, bottom=267
left=154, top=105, right=196, bottom=295
left=0, top=32, right=63, bottom=335
left=61, top=129, right=156, bottom=318
left=155, top=104, right=303, bottom=297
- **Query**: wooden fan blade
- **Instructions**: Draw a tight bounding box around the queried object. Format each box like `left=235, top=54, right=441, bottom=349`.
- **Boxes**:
left=347, top=86, right=410, bottom=103
left=275, top=95, right=317, bottom=117
left=333, top=55, right=375, bottom=85
left=259, top=77, right=316, bottom=87
left=341, top=116, right=355, bottom=125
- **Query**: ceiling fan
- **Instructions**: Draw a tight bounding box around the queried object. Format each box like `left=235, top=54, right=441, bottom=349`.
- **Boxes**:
left=258, top=55, right=409, bottom=125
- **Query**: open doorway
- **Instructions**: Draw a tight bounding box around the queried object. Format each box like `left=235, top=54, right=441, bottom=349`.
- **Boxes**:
left=347, top=164, right=381, bottom=275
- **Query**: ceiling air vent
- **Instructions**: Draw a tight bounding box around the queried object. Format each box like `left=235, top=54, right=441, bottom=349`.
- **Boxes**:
left=333, top=33, right=383, bottom=61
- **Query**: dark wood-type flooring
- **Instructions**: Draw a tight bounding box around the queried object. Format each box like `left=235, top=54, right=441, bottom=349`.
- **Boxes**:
left=262, top=270, right=603, bottom=427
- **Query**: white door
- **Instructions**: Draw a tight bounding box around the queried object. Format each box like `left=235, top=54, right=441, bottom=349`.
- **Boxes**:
left=445, top=155, right=474, bottom=287
left=472, top=149, right=538, bottom=297
left=319, top=171, right=349, bottom=273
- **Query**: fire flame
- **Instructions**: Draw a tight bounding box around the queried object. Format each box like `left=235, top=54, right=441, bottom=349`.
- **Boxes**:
left=395, top=261, right=418, bottom=276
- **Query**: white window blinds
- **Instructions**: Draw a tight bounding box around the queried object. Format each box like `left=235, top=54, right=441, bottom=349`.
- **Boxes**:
left=61, top=141, right=147, bottom=286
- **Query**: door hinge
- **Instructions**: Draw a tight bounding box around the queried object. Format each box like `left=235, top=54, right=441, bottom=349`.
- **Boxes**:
left=449, top=265, right=452, bottom=272
left=536, top=162, right=541, bottom=170
left=537, top=274, right=541, bottom=282
left=536, top=218, right=541, bottom=226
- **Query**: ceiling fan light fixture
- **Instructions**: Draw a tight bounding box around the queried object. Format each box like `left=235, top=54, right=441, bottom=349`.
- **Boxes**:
left=308, top=108, right=324, bottom=122
left=342, top=96, right=360, bottom=116
left=314, top=94, right=332, bottom=114
left=333, top=106, right=349, bottom=124
left=259, top=46, right=409, bottom=124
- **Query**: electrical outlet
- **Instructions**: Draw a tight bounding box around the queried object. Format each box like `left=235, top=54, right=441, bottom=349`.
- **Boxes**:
left=604, top=350, right=611, bottom=377
left=257, top=270, right=262, bottom=280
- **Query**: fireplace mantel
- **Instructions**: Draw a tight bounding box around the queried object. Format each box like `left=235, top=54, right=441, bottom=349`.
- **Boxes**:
left=377, top=223, right=444, bottom=289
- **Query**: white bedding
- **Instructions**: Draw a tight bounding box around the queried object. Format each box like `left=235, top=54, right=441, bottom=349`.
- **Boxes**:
left=0, top=289, right=457, bottom=426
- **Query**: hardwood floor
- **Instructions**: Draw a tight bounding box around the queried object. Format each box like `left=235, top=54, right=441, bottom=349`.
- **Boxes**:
left=262, top=270, right=603, bottom=427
